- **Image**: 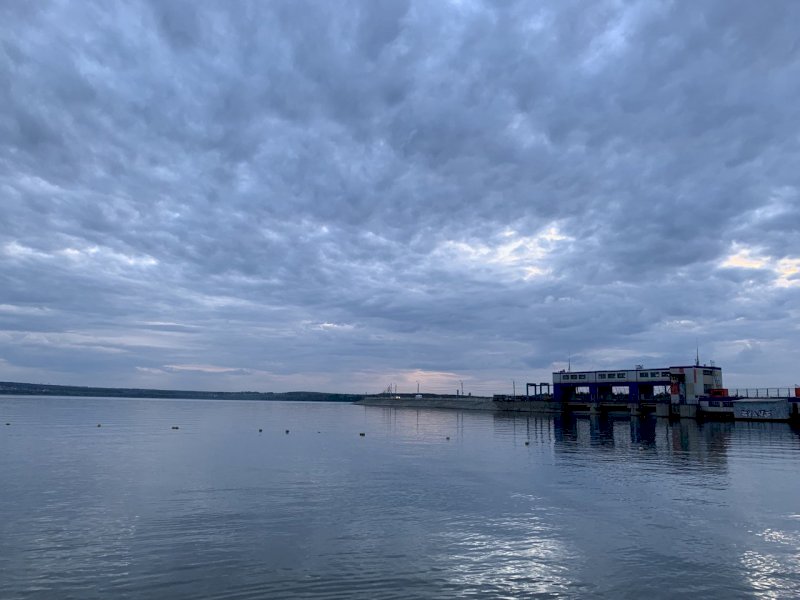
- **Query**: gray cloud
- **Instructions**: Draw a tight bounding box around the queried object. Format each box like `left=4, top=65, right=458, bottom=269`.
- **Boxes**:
left=1, top=0, right=799, bottom=393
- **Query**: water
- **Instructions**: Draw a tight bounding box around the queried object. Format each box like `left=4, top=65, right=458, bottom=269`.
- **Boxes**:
left=1, top=396, right=799, bottom=599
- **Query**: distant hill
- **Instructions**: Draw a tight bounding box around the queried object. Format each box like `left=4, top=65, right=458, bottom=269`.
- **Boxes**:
left=0, top=381, right=363, bottom=403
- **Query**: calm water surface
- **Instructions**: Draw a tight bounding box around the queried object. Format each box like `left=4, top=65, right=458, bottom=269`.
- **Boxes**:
left=1, top=396, right=799, bottom=599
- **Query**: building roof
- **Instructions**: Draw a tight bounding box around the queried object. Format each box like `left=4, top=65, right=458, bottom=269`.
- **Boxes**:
left=551, top=365, right=721, bottom=375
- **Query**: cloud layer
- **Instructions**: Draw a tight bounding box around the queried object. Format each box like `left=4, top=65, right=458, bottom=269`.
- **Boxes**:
left=1, top=0, right=799, bottom=392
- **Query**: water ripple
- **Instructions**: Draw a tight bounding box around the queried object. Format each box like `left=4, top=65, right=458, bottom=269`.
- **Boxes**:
left=1, top=397, right=799, bottom=599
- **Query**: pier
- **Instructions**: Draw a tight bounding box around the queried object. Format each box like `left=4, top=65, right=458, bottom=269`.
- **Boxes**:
left=538, top=364, right=800, bottom=422
left=360, top=365, right=800, bottom=422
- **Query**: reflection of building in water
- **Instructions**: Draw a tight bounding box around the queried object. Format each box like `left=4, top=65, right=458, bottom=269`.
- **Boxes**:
left=630, top=416, right=657, bottom=444
left=546, top=414, right=733, bottom=473
left=497, top=412, right=792, bottom=470
left=667, top=420, right=732, bottom=471
left=369, top=404, right=796, bottom=475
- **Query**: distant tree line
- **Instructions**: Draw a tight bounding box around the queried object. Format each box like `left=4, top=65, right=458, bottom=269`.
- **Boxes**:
left=0, top=381, right=363, bottom=403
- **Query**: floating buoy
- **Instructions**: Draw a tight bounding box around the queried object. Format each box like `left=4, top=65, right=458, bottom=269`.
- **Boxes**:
left=359, top=432, right=365, bottom=437
left=5, top=422, right=9, bottom=426
left=171, top=426, right=179, bottom=430
left=446, top=436, right=450, bottom=440
left=258, top=428, right=262, bottom=433
left=285, top=429, right=289, bottom=434
left=97, top=424, right=102, bottom=427
left=524, top=441, right=530, bottom=446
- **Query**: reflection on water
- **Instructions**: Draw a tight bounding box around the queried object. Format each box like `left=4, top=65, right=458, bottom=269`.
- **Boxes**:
left=1, top=396, right=799, bottom=599
left=495, top=411, right=738, bottom=473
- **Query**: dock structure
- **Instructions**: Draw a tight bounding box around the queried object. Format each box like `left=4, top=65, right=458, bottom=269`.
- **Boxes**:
left=358, top=365, right=800, bottom=422
left=547, top=364, right=800, bottom=421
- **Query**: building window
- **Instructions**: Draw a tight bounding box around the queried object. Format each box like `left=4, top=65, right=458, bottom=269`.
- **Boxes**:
left=650, top=372, right=658, bottom=377
left=599, top=374, right=606, bottom=379
left=703, top=369, right=713, bottom=376
left=641, top=372, right=649, bottom=378
left=617, top=373, right=626, bottom=378
left=578, top=374, right=586, bottom=380
left=570, top=375, right=577, bottom=380
left=661, top=371, right=669, bottom=376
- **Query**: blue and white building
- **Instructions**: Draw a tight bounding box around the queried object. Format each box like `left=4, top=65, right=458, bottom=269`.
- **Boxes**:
left=552, top=365, right=723, bottom=405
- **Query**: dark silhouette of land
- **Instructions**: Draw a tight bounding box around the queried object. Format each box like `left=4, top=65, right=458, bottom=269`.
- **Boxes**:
left=0, top=381, right=362, bottom=402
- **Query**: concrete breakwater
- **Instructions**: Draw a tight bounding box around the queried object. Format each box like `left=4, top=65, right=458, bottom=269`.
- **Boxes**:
left=355, top=395, right=800, bottom=422
left=355, top=395, right=563, bottom=413
left=356, top=395, right=497, bottom=411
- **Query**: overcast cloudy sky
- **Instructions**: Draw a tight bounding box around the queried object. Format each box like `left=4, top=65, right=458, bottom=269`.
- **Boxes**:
left=1, top=0, right=799, bottom=394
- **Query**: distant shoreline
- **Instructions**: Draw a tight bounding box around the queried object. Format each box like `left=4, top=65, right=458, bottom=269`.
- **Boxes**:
left=0, top=381, right=361, bottom=403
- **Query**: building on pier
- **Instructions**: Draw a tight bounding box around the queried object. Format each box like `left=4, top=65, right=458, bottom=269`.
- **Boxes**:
left=552, top=365, right=723, bottom=406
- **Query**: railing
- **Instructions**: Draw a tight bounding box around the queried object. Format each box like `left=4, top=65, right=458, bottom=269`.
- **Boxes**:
left=732, top=388, right=797, bottom=398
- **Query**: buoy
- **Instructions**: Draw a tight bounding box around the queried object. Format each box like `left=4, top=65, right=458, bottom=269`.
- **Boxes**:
left=5, top=422, right=10, bottom=426
left=97, top=424, right=102, bottom=427
left=258, top=428, right=262, bottom=433
left=285, top=429, right=289, bottom=434
left=446, top=436, right=450, bottom=440
left=524, top=441, right=530, bottom=446
left=171, top=426, right=179, bottom=430
left=359, top=432, right=365, bottom=437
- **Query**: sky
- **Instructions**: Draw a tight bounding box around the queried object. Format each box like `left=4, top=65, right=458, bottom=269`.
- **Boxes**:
left=1, top=0, right=799, bottom=394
